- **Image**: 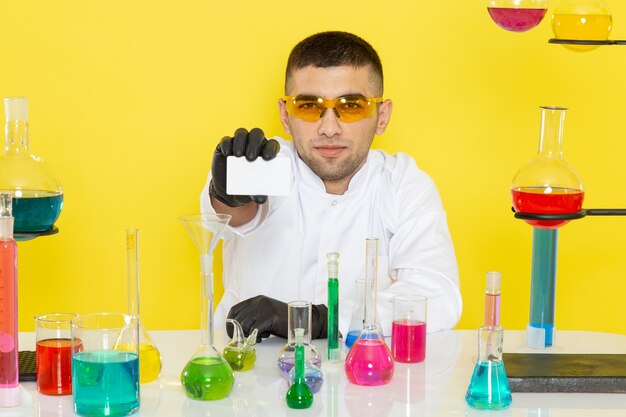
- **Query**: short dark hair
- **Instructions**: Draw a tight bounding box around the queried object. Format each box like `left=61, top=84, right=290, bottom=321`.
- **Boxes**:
left=285, top=31, right=384, bottom=95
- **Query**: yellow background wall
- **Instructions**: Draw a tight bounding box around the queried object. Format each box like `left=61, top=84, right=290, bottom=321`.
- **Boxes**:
left=2, top=1, right=625, bottom=334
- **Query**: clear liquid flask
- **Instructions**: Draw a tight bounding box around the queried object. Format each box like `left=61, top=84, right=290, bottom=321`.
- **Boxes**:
left=223, top=318, right=257, bottom=372
left=511, top=106, right=584, bottom=230
left=179, top=214, right=234, bottom=400
left=0, top=97, right=63, bottom=237
left=116, top=229, right=162, bottom=383
left=487, top=0, right=548, bottom=32
left=465, top=326, right=512, bottom=410
left=552, top=0, right=612, bottom=52
left=278, top=301, right=324, bottom=394
left=285, top=328, right=313, bottom=409
left=344, top=238, right=394, bottom=386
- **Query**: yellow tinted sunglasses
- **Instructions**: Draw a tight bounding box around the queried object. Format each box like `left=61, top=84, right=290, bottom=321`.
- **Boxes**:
left=283, top=95, right=383, bottom=123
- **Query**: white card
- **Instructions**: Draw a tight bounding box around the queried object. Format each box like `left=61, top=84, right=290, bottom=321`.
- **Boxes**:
left=226, top=156, right=292, bottom=196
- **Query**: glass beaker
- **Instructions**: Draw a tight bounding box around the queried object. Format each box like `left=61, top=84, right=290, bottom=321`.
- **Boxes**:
left=277, top=301, right=324, bottom=394
left=487, top=0, right=548, bottom=32
left=71, top=313, right=140, bottom=417
left=391, top=295, right=427, bottom=364
left=35, top=312, right=79, bottom=396
left=552, top=0, right=612, bottom=52
left=0, top=97, right=63, bottom=235
left=465, top=326, right=512, bottom=410
left=511, top=106, right=584, bottom=229
left=117, top=229, right=161, bottom=383
left=179, top=214, right=234, bottom=401
left=344, top=237, right=394, bottom=386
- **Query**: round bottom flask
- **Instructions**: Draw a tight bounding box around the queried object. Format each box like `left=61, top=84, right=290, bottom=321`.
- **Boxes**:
left=277, top=301, right=324, bottom=393
left=181, top=346, right=234, bottom=401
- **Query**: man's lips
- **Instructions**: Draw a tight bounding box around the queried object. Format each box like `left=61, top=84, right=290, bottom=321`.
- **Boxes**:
left=315, top=145, right=346, bottom=157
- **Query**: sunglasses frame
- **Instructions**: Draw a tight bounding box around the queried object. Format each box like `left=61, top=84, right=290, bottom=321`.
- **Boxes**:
left=282, top=95, right=383, bottom=123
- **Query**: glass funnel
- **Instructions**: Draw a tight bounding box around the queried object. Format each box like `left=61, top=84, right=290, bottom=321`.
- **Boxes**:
left=277, top=301, right=324, bottom=394
left=122, top=229, right=161, bottom=383
left=179, top=213, right=234, bottom=401
left=511, top=106, right=584, bottom=230
left=344, top=237, right=394, bottom=386
left=0, top=97, right=63, bottom=236
left=552, top=0, right=612, bottom=52
left=487, top=0, right=548, bottom=32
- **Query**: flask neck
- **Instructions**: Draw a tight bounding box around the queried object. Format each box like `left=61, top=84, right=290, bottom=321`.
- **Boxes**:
left=537, top=107, right=566, bottom=158
left=478, top=326, right=504, bottom=362
left=5, top=120, right=29, bottom=152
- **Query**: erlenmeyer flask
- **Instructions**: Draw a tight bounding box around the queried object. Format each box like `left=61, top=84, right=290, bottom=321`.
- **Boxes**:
left=345, top=279, right=365, bottom=349
left=0, top=97, right=62, bottom=237
left=465, top=326, right=512, bottom=410
left=512, top=106, right=584, bottom=229
left=344, top=238, right=394, bottom=386
left=179, top=213, right=234, bottom=400
left=223, top=318, right=257, bottom=372
left=277, top=301, right=324, bottom=394
left=124, top=229, right=162, bottom=383
left=487, top=0, right=548, bottom=32
left=552, top=0, right=612, bottom=52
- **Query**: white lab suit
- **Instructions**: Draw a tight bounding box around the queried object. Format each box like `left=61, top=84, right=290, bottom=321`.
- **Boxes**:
left=201, top=138, right=462, bottom=338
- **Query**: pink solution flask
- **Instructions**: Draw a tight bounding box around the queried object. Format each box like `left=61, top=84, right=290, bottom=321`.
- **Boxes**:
left=344, top=238, right=394, bottom=386
left=0, top=193, right=19, bottom=406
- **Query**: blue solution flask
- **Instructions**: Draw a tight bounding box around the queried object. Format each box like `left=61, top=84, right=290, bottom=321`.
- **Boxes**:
left=465, top=326, right=512, bottom=410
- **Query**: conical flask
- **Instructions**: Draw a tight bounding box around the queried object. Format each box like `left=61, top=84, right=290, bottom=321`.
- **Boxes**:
left=511, top=106, right=584, bottom=230
left=344, top=237, right=394, bottom=386
left=465, top=326, right=512, bottom=410
left=179, top=213, right=234, bottom=401
left=125, top=229, right=162, bottom=383
left=0, top=97, right=62, bottom=236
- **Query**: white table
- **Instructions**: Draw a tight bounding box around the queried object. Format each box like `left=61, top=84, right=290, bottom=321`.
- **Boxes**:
left=10, top=330, right=626, bottom=416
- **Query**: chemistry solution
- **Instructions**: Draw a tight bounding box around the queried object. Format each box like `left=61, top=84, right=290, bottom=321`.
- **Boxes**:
left=512, top=186, right=584, bottom=229
left=36, top=338, right=74, bottom=395
left=180, top=356, right=234, bottom=400
left=72, top=350, right=139, bottom=417
left=11, top=191, right=63, bottom=233
left=391, top=320, right=426, bottom=363
left=466, top=361, right=512, bottom=410
left=487, top=7, right=547, bottom=32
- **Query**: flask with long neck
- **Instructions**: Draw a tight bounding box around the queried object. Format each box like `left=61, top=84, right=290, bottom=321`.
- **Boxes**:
left=0, top=193, right=19, bottom=407
left=344, top=237, right=394, bottom=386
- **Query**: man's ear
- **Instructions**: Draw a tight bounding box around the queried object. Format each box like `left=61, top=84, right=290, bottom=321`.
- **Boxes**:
left=375, top=99, right=393, bottom=135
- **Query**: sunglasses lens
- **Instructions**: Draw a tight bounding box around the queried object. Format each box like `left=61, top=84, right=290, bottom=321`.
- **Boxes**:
left=287, top=98, right=324, bottom=122
left=335, top=98, right=376, bottom=122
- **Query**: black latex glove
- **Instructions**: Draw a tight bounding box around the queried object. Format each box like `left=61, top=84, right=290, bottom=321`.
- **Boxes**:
left=226, top=295, right=328, bottom=343
left=209, top=127, right=280, bottom=207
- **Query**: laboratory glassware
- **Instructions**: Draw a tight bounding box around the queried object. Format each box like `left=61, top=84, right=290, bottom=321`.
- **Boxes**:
left=487, top=0, right=548, bottom=32
left=71, top=313, right=140, bottom=417
left=119, top=229, right=161, bottom=383
left=391, top=295, right=427, bottom=363
left=179, top=213, right=234, bottom=400
left=511, top=106, right=583, bottom=348
left=278, top=301, right=324, bottom=394
left=223, top=318, right=257, bottom=371
left=0, top=193, right=19, bottom=407
left=484, top=271, right=502, bottom=327
left=465, top=326, right=512, bottom=410
left=327, top=252, right=340, bottom=362
left=345, top=279, right=365, bottom=349
left=344, top=237, right=394, bottom=386
left=552, top=0, right=612, bottom=52
left=285, top=328, right=313, bottom=409
left=35, top=313, right=78, bottom=395
left=0, top=97, right=62, bottom=236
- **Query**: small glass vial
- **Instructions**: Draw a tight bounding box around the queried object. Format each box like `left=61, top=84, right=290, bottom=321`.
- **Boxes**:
left=277, top=301, right=324, bottom=393
left=465, top=326, right=512, bottom=410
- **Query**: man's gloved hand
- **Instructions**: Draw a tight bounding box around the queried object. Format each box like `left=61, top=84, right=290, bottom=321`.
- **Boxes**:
left=226, top=295, right=328, bottom=343
left=209, top=127, right=280, bottom=207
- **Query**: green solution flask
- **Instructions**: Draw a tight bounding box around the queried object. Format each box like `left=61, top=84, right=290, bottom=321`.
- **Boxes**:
left=327, top=252, right=340, bottom=362
left=286, top=328, right=313, bottom=409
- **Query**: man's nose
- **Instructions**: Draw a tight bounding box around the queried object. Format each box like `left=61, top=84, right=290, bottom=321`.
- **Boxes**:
left=318, top=107, right=342, bottom=137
